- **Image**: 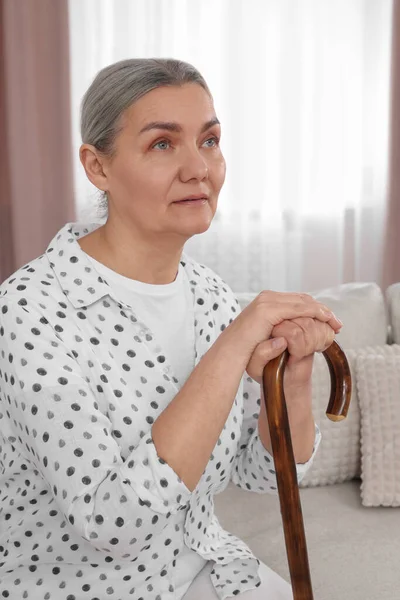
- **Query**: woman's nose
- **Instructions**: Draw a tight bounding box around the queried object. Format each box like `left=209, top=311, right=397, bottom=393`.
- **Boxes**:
left=179, top=147, right=209, bottom=182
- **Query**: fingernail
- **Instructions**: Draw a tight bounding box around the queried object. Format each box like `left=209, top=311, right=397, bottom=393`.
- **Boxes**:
left=272, top=337, right=286, bottom=348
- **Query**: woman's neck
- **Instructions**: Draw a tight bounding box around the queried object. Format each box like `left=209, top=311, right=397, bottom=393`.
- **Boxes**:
left=78, top=221, right=183, bottom=284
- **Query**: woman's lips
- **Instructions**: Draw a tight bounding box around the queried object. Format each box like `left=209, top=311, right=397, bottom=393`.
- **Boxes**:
left=173, top=198, right=208, bottom=205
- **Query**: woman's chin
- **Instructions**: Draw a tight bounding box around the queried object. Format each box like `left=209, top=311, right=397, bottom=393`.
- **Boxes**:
left=181, top=215, right=214, bottom=235
left=170, top=206, right=215, bottom=234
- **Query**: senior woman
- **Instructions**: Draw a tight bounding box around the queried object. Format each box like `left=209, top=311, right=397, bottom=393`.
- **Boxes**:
left=0, top=58, right=342, bottom=600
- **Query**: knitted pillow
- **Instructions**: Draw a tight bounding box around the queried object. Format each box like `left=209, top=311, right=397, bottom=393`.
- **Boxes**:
left=386, top=283, right=400, bottom=344
left=299, top=350, right=360, bottom=487
left=356, top=344, right=400, bottom=507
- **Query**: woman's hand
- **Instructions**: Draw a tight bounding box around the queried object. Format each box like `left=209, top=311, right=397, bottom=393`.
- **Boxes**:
left=246, top=316, right=340, bottom=388
left=245, top=315, right=341, bottom=463
left=226, top=290, right=342, bottom=372
left=221, top=290, right=343, bottom=462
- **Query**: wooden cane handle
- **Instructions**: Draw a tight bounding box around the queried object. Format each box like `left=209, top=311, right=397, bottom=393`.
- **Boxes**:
left=262, top=340, right=352, bottom=600
left=323, top=340, right=352, bottom=421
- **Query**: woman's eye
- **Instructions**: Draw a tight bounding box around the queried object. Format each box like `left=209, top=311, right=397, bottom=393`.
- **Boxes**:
left=153, top=140, right=170, bottom=150
left=203, top=136, right=220, bottom=148
left=152, top=137, right=219, bottom=151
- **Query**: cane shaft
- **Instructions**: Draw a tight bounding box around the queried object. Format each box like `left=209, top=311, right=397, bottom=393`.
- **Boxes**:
left=262, top=340, right=351, bottom=600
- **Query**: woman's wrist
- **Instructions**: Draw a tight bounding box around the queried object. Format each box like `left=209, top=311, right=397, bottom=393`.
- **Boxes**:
left=284, top=354, right=314, bottom=388
left=283, top=355, right=314, bottom=421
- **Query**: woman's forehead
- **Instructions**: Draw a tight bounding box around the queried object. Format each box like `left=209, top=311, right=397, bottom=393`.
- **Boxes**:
left=124, top=84, right=217, bottom=132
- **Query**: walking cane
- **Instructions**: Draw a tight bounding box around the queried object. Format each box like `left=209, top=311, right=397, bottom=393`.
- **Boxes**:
left=262, top=340, right=352, bottom=600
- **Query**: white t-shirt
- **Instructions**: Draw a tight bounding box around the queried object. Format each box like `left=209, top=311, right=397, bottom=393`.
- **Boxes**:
left=86, top=255, right=196, bottom=387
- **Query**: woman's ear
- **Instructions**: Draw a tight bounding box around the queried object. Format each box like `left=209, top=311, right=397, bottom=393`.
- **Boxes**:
left=79, top=144, right=109, bottom=191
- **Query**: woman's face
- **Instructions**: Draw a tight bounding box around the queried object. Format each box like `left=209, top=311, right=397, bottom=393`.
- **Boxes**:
left=95, top=83, right=226, bottom=240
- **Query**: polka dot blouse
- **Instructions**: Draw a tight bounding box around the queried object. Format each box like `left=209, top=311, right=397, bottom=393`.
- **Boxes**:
left=0, top=222, right=321, bottom=599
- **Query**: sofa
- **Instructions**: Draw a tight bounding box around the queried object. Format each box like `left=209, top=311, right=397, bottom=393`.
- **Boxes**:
left=214, top=282, right=400, bottom=600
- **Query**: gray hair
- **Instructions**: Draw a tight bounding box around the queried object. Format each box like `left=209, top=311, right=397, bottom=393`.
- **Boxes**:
left=80, top=58, right=210, bottom=217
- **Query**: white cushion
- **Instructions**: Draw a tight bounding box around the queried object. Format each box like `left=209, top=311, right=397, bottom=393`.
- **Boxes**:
left=310, top=282, right=388, bottom=349
left=356, top=344, right=400, bottom=507
left=386, top=283, right=400, bottom=344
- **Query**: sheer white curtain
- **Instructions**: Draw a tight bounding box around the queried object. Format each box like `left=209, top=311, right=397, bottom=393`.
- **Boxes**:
left=68, top=0, right=393, bottom=293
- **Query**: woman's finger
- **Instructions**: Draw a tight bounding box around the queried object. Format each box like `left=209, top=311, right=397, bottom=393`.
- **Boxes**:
left=271, top=318, right=335, bottom=358
left=271, top=320, right=311, bottom=358
left=245, top=337, right=288, bottom=384
left=290, top=318, right=336, bottom=353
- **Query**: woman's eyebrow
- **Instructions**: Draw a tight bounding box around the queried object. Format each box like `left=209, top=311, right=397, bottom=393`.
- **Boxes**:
left=139, top=117, right=220, bottom=135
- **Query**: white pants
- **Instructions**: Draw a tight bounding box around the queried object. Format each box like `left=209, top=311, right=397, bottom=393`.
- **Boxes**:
left=181, top=560, right=293, bottom=599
